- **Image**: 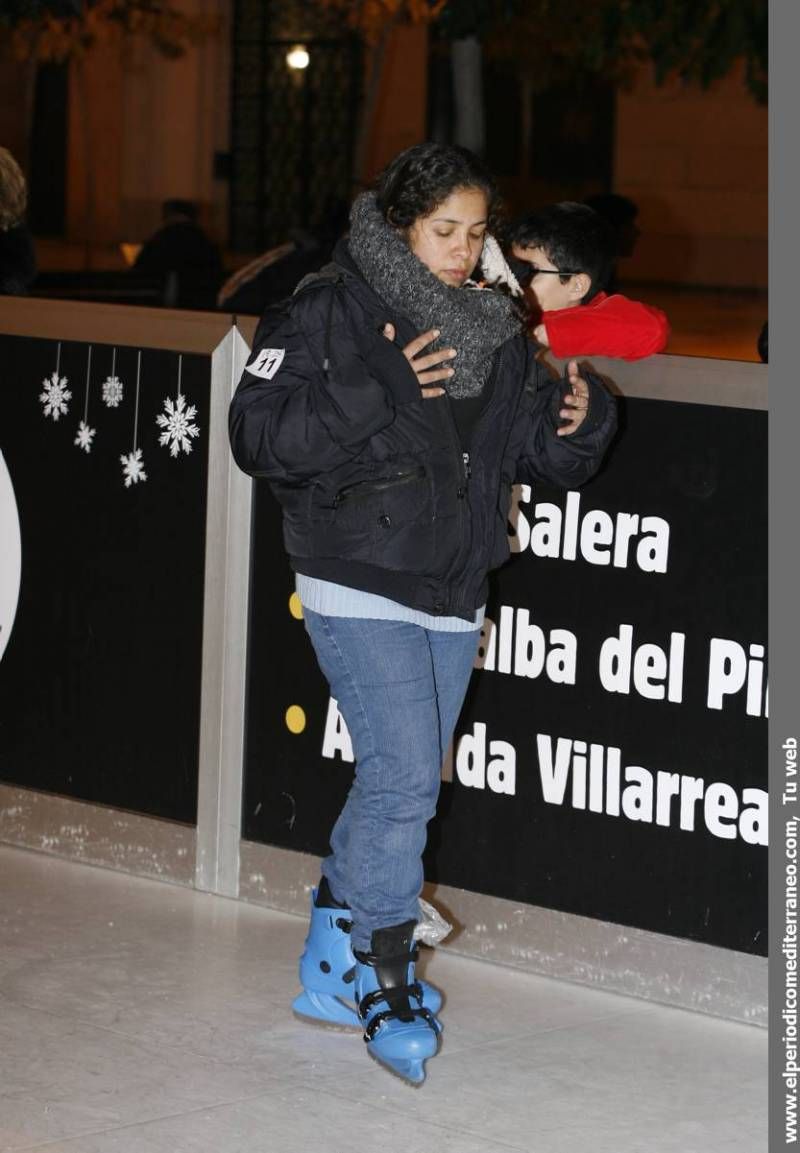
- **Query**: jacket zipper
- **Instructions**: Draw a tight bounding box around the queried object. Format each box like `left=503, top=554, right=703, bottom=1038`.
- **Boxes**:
left=435, top=393, right=472, bottom=613
left=447, top=347, right=506, bottom=608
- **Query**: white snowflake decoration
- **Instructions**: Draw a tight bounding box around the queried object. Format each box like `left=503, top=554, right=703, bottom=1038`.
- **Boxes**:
left=40, top=372, right=72, bottom=421
left=156, top=393, right=200, bottom=457
left=120, top=448, right=147, bottom=487
left=102, top=375, right=124, bottom=408
left=74, top=420, right=96, bottom=453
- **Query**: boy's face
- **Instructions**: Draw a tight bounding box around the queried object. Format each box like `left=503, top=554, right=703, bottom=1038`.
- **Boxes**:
left=511, top=243, right=586, bottom=313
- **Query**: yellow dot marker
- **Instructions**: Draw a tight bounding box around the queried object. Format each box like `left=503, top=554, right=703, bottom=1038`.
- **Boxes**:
left=288, top=592, right=303, bottom=620
left=285, top=705, right=306, bottom=734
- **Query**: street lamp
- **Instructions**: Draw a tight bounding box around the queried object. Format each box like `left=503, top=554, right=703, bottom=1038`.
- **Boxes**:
left=286, top=45, right=310, bottom=70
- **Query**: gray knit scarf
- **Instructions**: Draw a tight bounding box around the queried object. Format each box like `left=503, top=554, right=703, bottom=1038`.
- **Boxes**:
left=347, top=191, right=521, bottom=398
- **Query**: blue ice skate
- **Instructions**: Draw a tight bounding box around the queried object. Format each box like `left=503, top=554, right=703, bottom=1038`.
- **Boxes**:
left=291, top=886, right=442, bottom=1029
left=354, top=921, right=441, bottom=1085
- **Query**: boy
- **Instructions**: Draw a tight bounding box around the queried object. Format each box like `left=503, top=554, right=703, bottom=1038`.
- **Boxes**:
left=508, top=201, right=669, bottom=361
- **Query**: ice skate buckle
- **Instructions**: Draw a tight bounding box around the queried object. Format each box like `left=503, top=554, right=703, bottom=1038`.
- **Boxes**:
left=360, top=998, right=436, bottom=1041
left=356, top=946, right=435, bottom=1041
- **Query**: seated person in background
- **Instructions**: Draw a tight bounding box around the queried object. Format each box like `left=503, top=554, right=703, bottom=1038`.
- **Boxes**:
left=583, top=192, right=640, bottom=293
left=508, top=201, right=669, bottom=361
left=217, top=198, right=350, bottom=315
left=0, top=147, right=36, bottom=296
left=133, top=198, right=222, bottom=309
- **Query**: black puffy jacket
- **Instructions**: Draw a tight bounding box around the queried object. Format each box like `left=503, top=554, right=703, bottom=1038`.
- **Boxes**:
left=229, top=245, right=617, bottom=620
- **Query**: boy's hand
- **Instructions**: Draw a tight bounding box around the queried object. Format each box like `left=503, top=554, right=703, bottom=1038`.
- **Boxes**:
left=556, top=360, right=590, bottom=436
left=533, top=323, right=549, bottom=347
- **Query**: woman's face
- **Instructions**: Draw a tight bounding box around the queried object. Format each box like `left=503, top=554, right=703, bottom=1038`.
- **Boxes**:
left=406, top=186, right=489, bottom=287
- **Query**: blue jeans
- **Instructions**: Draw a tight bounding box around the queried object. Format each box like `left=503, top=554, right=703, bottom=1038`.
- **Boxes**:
left=303, top=610, right=479, bottom=952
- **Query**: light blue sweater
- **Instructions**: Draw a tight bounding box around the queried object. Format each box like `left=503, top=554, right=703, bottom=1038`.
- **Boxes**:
left=296, top=575, right=484, bottom=632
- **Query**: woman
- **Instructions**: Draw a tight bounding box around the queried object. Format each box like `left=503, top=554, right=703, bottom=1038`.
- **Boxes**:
left=229, top=143, right=617, bottom=1083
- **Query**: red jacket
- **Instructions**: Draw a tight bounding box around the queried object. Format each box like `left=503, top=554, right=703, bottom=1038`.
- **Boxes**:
left=535, top=292, right=670, bottom=361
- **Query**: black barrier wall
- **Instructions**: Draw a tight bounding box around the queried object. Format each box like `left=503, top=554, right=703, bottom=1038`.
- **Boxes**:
left=0, top=334, right=210, bottom=823
left=242, top=394, right=767, bottom=956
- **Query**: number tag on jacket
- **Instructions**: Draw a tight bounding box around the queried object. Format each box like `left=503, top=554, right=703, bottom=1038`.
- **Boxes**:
left=247, top=348, right=285, bottom=380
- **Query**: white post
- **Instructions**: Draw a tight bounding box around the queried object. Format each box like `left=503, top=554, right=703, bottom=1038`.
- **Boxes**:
left=195, top=325, right=253, bottom=896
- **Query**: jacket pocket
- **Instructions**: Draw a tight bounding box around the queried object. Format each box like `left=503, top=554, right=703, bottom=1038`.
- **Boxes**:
left=314, top=464, right=435, bottom=572
left=333, top=465, right=426, bottom=507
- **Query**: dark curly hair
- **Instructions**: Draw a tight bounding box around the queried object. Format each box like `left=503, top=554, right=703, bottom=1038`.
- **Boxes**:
left=374, top=142, right=500, bottom=231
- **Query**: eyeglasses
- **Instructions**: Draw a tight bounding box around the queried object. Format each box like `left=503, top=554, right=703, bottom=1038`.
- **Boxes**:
left=527, top=265, right=580, bottom=278
left=512, top=261, right=580, bottom=288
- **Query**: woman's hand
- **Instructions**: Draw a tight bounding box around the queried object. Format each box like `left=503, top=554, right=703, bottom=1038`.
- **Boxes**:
left=383, top=324, right=456, bottom=399
left=557, top=360, right=590, bottom=436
